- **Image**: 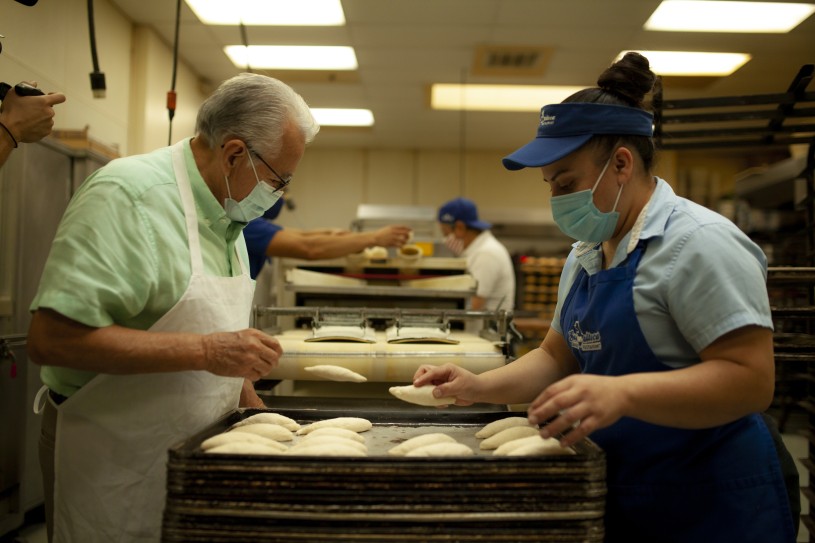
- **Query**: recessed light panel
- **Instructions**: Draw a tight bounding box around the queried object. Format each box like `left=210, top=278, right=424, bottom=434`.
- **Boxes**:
left=311, top=108, right=374, bottom=127
left=430, top=84, right=585, bottom=112
left=186, top=0, right=345, bottom=25
left=619, top=51, right=751, bottom=76
left=645, top=0, right=815, bottom=33
left=224, top=46, right=358, bottom=70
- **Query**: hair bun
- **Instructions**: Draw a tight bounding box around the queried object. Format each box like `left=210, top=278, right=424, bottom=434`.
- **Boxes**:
left=597, top=52, right=657, bottom=108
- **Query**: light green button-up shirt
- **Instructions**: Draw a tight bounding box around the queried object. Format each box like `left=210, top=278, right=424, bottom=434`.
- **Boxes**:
left=31, top=138, right=250, bottom=396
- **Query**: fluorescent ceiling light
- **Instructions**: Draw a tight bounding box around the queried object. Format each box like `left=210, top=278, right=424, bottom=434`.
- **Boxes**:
left=185, top=0, right=345, bottom=25
left=645, top=0, right=815, bottom=33
left=311, top=108, right=374, bottom=127
left=431, top=84, right=585, bottom=112
left=619, top=51, right=751, bottom=76
left=224, top=46, right=358, bottom=70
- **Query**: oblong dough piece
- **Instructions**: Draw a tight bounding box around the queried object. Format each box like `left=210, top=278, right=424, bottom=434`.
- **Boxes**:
left=201, top=431, right=286, bottom=451
left=492, top=435, right=547, bottom=456
left=388, top=385, right=456, bottom=406
left=475, top=417, right=532, bottom=438
left=296, top=417, right=373, bottom=435
left=405, top=442, right=474, bottom=457
left=506, top=437, right=575, bottom=456
left=303, top=427, right=366, bottom=443
left=232, top=412, right=300, bottom=431
left=230, top=423, right=294, bottom=442
left=205, top=442, right=285, bottom=455
left=285, top=442, right=367, bottom=457
left=304, top=365, right=367, bottom=383
left=388, top=433, right=457, bottom=456
left=290, top=436, right=368, bottom=454
left=479, top=425, right=540, bottom=450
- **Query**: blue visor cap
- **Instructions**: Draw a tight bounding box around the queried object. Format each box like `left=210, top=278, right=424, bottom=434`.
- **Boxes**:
left=502, top=103, right=654, bottom=171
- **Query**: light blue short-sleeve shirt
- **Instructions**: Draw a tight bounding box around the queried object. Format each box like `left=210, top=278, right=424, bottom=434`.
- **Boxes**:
left=31, top=138, right=250, bottom=395
left=551, top=178, right=772, bottom=368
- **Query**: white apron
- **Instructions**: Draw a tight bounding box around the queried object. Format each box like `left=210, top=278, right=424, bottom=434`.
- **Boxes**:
left=52, top=141, right=254, bottom=543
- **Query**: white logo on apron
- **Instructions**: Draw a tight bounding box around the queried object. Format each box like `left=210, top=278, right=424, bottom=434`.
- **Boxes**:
left=567, top=320, right=602, bottom=351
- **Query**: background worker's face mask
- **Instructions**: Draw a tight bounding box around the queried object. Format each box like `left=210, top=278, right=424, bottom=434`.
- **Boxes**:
left=444, top=232, right=465, bottom=256
left=224, top=153, right=283, bottom=223
left=550, top=152, right=622, bottom=243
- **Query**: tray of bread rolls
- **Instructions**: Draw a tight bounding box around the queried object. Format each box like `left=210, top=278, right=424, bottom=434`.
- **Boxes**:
left=162, top=406, right=606, bottom=542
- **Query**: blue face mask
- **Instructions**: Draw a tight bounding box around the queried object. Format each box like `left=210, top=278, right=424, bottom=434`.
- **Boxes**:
left=550, top=153, right=622, bottom=243
left=224, top=153, right=283, bottom=223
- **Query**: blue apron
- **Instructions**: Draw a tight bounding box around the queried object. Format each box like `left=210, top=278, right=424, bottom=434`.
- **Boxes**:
left=559, top=241, right=795, bottom=543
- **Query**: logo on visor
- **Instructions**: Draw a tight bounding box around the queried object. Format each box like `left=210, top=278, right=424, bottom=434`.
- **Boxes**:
left=540, top=114, right=556, bottom=126
left=567, top=321, right=602, bottom=352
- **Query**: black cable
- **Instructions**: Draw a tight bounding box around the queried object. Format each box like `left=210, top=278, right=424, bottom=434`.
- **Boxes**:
left=87, top=0, right=106, bottom=98
left=167, top=0, right=182, bottom=145
left=240, top=21, right=252, bottom=73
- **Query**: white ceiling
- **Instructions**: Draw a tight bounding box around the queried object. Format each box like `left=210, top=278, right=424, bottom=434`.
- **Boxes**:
left=107, top=0, right=815, bottom=151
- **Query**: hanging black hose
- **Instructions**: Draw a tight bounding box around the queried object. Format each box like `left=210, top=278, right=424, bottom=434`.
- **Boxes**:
left=87, top=0, right=106, bottom=98
left=167, top=0, right=182, bottom=145
left=240, top=21, right=253, bottom=73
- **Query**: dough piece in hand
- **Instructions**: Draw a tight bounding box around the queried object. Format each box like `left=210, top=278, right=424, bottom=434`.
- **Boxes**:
left=304, top=365, right=367, bottom=383
left=479, top=425, right=540, bottom=450
left=405, top=442, right=474, bottom=457
left=296, top=417, right=373, bottom=435
left=232, top=412, right=300, bottom=431
left=286, top=442, right=367, bottom=457
left=389, top=384, right=456, bottom=407
left=507, top=437, right=575, bottom=456
left=303, top=427, right=366, bottom=443
left=201, top=431, right=286, bottom=451
left=289, top=436, right=368, bottom=454
left=230, top=423, right=294, bottom=442
left=388, top=433, right=457, bottom=456
left=475, top=417, right=533, bottom=438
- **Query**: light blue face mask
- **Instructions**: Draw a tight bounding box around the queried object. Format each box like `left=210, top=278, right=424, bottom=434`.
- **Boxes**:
left=550, top=153, right=623, bottom=243
left=224, top=153, right=283, bottom=223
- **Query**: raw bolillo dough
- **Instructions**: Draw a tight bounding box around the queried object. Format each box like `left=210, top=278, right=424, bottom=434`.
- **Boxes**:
left=493, top=435, right=573, bottom=456
left=506, top=437, right=576, bottom=457
left=388, top=384, right=456, bottom=407
left=285, top=442, right=367, bottom=457
left=479, top=425, right=540, bottom=450
left=475, top=417, right=533, bottom=438
left=405, top=442, right=474, bottom=457
left=201, top=431, right=286, bottom=451
left=492, top=435, right=547, bottom=456
left=388, top=433, right=457, bottom=456
left=304, top=365, right=367, bottom=383
left=230, top=423, right=294, bottom=442
left=289, top=436, right=368, bottom=454
left=296, top=417, right=373, bottom=435
left=231, top=412, right=300, bottom=431
left=205, top=441, right=285, bottom=455
left=303, top=427, right=366, bottom=443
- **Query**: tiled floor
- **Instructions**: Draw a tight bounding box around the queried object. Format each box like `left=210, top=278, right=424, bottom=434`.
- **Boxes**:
left=4, top=434, right=811, bottom=542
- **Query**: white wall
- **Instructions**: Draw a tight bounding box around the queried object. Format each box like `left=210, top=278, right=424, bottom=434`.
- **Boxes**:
left=0, top=0, right=205, bottom=157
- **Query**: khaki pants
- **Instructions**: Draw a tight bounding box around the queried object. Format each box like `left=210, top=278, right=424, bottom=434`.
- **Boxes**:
left=38, top=396, right=57, bottom=543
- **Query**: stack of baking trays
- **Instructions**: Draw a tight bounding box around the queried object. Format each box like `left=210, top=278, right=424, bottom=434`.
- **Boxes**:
left=162, top=407, right=606, bottom=542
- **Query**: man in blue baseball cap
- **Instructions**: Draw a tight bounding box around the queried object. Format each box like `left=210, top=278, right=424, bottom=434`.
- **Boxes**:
left=437, top=197, right=514, bottom=312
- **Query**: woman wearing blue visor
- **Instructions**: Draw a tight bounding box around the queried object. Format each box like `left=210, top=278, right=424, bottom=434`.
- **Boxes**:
left=413, top=52, right=796, bottom=542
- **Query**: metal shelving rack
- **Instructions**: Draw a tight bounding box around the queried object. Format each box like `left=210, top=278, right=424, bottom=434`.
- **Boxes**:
left=653, top=64, right=815, bottom=539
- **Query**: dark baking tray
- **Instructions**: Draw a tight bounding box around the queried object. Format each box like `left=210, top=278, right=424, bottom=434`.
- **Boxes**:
left=163, top=407, right=606, bottom=543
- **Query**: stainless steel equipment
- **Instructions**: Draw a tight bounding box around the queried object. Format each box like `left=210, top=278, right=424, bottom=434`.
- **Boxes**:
left=255, top=306, right=516, bottom=399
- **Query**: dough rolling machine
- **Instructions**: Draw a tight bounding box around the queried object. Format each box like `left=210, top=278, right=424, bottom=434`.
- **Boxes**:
left=253, top=306, right=519, bottom=399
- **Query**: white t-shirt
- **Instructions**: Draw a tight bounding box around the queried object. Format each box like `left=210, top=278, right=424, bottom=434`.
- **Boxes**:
left=462, top=230, right=515, bottom=311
